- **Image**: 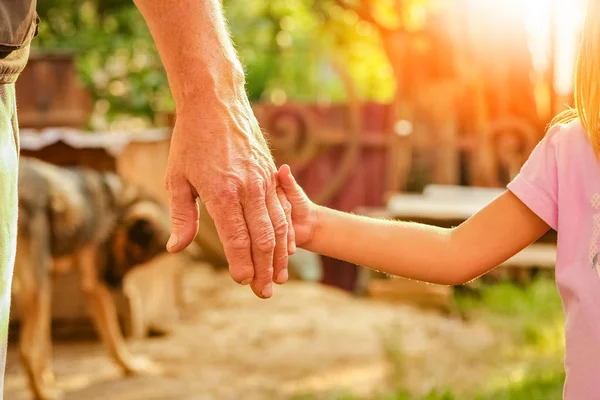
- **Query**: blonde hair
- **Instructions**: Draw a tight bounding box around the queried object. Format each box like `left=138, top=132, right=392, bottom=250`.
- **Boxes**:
left=551, top=0, right=600, bottom=153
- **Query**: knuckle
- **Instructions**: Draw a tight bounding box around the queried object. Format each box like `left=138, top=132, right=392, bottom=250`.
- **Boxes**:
left=170, top=213, right=188, bottom=228
left=226, top=229, right=251, bottom=251
left=230, top=237, right=251, bottom=252
left=247, top=177, right=266, bottom=197
left=273, top=217, right=288, bottom=237
left=170, top=208, right=196, bottom=227
left=217, top=181, right=242, bottom=201
left=256, top=266, right=274, bottom=280
left=266, top=170, right=277, bottom=187
left=169, top=186, right=193, bottom=205
left=254, top=232, right=276, bottom=253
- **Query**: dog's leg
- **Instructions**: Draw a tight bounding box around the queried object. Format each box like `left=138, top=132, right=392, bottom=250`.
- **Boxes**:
left=78, top=245, right=161, bottom=376
left=14, top=236, right=62, bottom=400
left=122, top=279, right=148, bottom=340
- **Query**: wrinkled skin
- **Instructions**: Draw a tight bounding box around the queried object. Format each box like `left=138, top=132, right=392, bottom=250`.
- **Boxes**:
left=165, top=92, right=295, bottom=299
left=132, top=0, right=295, bottom=299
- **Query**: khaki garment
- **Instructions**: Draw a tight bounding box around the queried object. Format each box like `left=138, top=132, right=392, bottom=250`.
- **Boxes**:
left=0, top=84, right=20, bottom=399
left=0, top=0, right=38, bottom=84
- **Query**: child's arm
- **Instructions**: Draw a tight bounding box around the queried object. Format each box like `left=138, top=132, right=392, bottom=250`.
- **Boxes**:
left=279, top=165, right=550, bottom=285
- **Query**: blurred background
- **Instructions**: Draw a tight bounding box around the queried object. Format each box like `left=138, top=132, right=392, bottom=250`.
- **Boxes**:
left=4, top=0, right=585, bottom=399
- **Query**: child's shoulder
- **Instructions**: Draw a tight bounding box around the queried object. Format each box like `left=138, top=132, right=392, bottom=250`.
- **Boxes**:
left=545, top=118, right=587, bottom=147
left=542, top=118, right=597, bottom=167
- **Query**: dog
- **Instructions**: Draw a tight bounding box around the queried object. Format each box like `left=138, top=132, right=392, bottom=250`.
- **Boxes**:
left=12, top=157, right=174, bottom=400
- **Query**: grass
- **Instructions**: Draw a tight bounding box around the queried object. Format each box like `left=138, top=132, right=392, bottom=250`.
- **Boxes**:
left=292, top=373, right=565, bottom=400
left=455, top=278, right=566, bottom=400
left=295, top=277, right=566, bottom=400
left=455, top=278, right=564, bottom=344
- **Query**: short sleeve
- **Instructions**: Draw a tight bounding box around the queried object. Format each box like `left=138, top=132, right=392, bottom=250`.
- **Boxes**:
left=507, top=126, right=560, bottom=231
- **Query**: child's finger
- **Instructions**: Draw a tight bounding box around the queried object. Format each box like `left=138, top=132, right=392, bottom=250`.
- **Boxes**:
left=278, top=164, right=296, bottom=194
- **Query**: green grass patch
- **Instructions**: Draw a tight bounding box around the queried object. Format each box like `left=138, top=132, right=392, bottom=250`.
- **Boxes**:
left=455, top=278, right=564, bottom=348
left=297, top=277, right=566, bottom=400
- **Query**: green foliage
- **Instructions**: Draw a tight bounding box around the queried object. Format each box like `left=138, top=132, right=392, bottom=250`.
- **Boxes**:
left=33, top=0, right=394, bottom=126
left=224, top=0, right=394, bottom=103
left=473, top=371, right=565, bottom=400
left=456, top=279, right=565, bottom=400
left=455, top=278, right=564, bottom=350
left=34, top=0, right=169, bottom=128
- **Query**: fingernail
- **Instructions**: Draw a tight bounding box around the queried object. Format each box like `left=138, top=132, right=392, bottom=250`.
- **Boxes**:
left=276, top=269, right=288, bottom=284
left=289, top=241, right=297, bottom=254
left=261, top=284, right=273, bottom=298
left=166, top=235, right=179, bottom=250
left=241, top=278, right=252, bottom=286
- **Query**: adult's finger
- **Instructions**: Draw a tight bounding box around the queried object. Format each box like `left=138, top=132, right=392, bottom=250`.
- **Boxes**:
left=278, top=185, right=296, bottom=256
left=204, top=190, right=254, bottom=286
left=244, top=180, right=276, bottom=299
left=266, top=185, right=289, bottom=285
left=165, top=174, right=199, bottom=253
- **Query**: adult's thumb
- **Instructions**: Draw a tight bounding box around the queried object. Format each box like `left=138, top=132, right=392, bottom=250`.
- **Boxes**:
left=166, top=176, right=199, bottom=253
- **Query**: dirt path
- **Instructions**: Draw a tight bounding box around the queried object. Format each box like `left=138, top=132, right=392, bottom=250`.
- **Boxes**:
left=5, top=264, right=499, bottom=400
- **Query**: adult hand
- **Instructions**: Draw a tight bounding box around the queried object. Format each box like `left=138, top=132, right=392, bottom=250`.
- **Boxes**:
left=164, top=77, right=295, bottom=299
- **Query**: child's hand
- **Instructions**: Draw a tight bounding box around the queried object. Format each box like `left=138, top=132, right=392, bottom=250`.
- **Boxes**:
left=278, top=165, right=317, bottom=248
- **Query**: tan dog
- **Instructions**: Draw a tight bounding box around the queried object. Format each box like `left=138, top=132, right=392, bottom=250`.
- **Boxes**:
left=12, top=157, right=173, bottom=400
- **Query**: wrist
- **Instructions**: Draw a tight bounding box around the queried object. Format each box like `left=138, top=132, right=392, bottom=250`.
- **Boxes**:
left=175, top=58, right=246, bottom=113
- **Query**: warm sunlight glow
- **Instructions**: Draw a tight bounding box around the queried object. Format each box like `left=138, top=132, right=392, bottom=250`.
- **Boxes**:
left=467, top=0, right=584, bottom=95
left=552, top=0, right=584, bottom=94
left=526, top=0, right=584, bottom=94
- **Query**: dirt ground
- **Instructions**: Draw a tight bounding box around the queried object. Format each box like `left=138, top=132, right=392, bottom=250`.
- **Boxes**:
left=4, top=263, right=500, bottom=400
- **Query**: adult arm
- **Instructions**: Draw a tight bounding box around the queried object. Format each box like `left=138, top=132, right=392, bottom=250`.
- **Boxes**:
left=133, top=0, right=295, bottom=298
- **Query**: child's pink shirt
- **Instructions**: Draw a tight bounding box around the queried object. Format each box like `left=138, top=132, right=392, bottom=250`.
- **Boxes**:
left=508, top=119, right=600, bottom=399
